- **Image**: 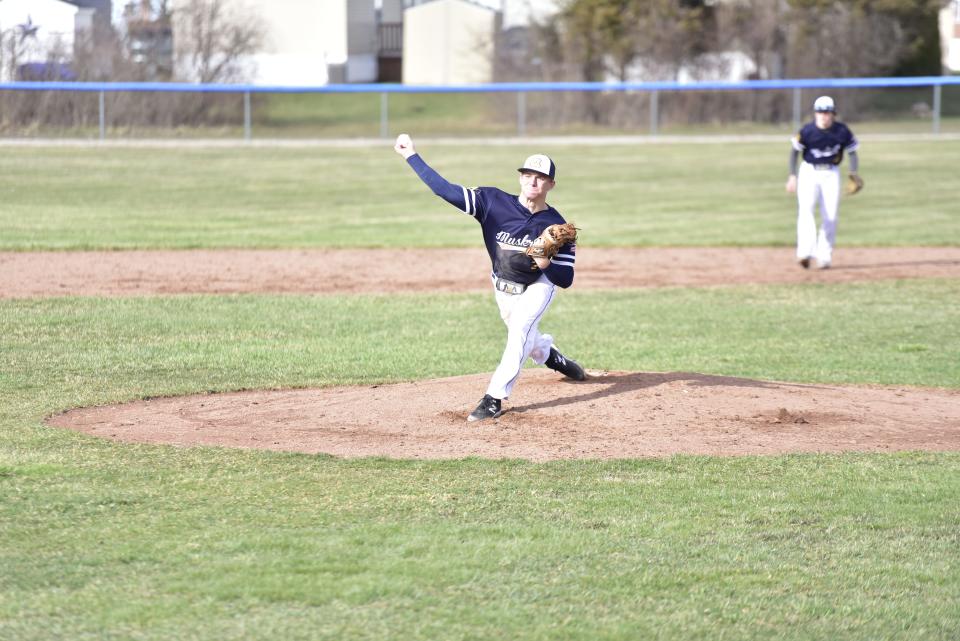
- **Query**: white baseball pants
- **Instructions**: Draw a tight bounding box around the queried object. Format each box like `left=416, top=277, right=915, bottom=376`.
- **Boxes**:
left=796, top=162, right=841, bottom=265
left=486, top=274, right=556, bottom=400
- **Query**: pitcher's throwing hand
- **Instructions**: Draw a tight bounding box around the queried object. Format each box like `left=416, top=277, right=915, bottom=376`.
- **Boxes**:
left=394, top=133, right=415, bottom=159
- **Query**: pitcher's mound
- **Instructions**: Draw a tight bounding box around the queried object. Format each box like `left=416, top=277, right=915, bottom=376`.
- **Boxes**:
left=48, top=371, right=960, bottom=461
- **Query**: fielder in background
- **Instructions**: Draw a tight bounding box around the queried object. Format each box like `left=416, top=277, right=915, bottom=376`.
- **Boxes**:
left=394, top=133, right=587, bottom=423
left=785, top=95, right=863, bottom=269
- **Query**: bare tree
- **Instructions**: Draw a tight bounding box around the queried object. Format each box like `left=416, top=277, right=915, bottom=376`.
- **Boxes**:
left=530, top=0, right=710, bottom=125
left=0, top=19, right=35, bottom=81
left=786, top=1, right=906, bottom=78
left=172, top=0, right=264, bottom=83
left=715, top=0, right=789, bottom=80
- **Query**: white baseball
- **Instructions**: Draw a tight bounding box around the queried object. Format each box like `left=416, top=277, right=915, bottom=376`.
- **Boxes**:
left=396, top=133, right=411, bottom=149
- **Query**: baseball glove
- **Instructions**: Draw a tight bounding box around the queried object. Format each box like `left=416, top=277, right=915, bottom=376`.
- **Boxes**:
left=525, top=223, right=578, bottom=259
left=845, top=173, right=864, bottom=196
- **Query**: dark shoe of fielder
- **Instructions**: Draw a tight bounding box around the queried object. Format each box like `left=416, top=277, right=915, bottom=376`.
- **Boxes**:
left=545, top=347, right=587, bottom=381
left=798, top=257, right=811, bottom=269
left=467, top=394, right=502, bottom=423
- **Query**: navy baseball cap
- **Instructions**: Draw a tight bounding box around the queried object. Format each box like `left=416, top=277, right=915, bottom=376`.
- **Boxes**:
left=518, top=154, right=556, bottom=179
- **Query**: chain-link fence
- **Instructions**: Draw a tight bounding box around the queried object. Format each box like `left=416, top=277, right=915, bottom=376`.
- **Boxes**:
left=1, top=77, right=958, bottom=140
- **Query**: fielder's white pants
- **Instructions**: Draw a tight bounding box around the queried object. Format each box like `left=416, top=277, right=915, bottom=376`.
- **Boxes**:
left=486, top=274, right=556, bottom=400
left=796, top=162, right=841, bottom=265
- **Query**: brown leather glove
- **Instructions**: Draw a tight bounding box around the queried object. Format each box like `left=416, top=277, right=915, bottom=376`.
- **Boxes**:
left=525, top=223, right=578, bottom=259
left=845, top=173, right=864, bottom=196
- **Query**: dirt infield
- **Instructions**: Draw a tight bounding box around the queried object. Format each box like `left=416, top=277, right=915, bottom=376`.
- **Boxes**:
left=4, top=246, right=960, bottom=298
left=50, top=370, right=960, bottom=461
left=31, top=245, right=959, bottom=460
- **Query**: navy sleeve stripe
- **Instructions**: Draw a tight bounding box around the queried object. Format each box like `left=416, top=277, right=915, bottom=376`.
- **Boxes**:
left=554, top=253, right=575, bottom=261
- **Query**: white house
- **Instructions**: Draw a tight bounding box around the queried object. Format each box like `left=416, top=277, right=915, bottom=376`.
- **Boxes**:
left=402, top=0, right=499, bottom=85
left=941, top=0, right=960, bottom=72
left=238, top=0, right=556, bottom=86
left=240, top=0, right=378, bottom=86
left=0, top=0, right=79, bottom=80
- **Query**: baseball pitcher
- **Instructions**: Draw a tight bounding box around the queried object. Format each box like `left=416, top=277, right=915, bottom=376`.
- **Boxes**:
left=786, top=95, right=862, bottom=270
left=394, top=134, right=586, bottom=423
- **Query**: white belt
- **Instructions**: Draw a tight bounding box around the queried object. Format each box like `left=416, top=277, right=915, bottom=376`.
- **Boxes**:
left=808, top=163, right=836, bottom=170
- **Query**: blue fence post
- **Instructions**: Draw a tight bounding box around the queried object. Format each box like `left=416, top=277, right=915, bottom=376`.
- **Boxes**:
left=98, top=90, right=105, bottom=141
left=243, top=91, right=251, bottom=141
left=649, top=90, right=658, bottom=136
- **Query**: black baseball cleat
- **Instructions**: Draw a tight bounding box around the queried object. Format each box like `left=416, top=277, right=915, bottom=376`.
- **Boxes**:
left=467, top=394, right=502, bottom=422
left=798, top=257, right=811, bottom=269
left=545, top=347, right=587, bottom=381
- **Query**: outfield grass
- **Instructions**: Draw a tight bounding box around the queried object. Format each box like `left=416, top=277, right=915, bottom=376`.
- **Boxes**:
left=2, top=281, right=959, bottom=640
left=0, top=141, right=958, bottom=250
left=4, top=281, right=959, bottom=403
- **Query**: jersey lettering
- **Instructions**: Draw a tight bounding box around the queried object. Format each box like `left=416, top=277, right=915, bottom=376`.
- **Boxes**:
left=810, top=145, right=841, bottom=159
left=495, top=231, right=534, bottom=248
left=796, top=121, right=857, bottom=165
left=473, top=187, right=576, bottom=288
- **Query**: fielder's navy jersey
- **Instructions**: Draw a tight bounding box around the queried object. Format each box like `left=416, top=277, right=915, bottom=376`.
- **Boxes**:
left=406, top=154, right=576, bottom=288
left=792, top=121, right=858, bottom=165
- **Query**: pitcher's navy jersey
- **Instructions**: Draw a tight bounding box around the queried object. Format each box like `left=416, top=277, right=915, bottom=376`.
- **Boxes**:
left=792, top=121, right=858, bottom=165
left=407, top=154, right=576, bottom=288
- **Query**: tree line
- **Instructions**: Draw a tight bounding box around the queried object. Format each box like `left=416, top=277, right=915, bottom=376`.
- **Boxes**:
left=524, top=0, right=946, bottom=82
left=492, top=0, right=949, bottom=127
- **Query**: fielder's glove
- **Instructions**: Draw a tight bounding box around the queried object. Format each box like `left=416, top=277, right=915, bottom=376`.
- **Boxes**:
left=845, top=173, right=864, bottom=196
left=525, top=223, right=578, bottom=259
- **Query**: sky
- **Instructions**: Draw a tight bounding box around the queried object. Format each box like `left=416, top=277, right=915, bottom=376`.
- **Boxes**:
left=466, top=0, right=558, bottom=28
left=107, top=0, right=560, bottom=28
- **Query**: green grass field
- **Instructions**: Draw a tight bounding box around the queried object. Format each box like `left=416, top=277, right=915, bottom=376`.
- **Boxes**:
left=0, top=140, right=958, bottom=249
left=1, top=142, right=959, bottom=640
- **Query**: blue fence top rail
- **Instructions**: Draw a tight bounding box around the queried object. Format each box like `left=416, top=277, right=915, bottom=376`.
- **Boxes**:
left=1, top=76, right=959, bottom=94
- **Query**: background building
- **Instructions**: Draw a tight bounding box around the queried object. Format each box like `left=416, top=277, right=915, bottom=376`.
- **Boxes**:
left=941, top=0, right=960, bottom=71
left=69, top=0, right=112, bottom=32
left=377, top=0, right=403, bottom=81
left=245, top=0, right=377, bottom=86
left=402, top=0, right=499, bottom=85
left=0, top=0, right=115, bottom=80
left=122, top=0, right=171, bottom=79
left=0, top=0, right=78, bottom=80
